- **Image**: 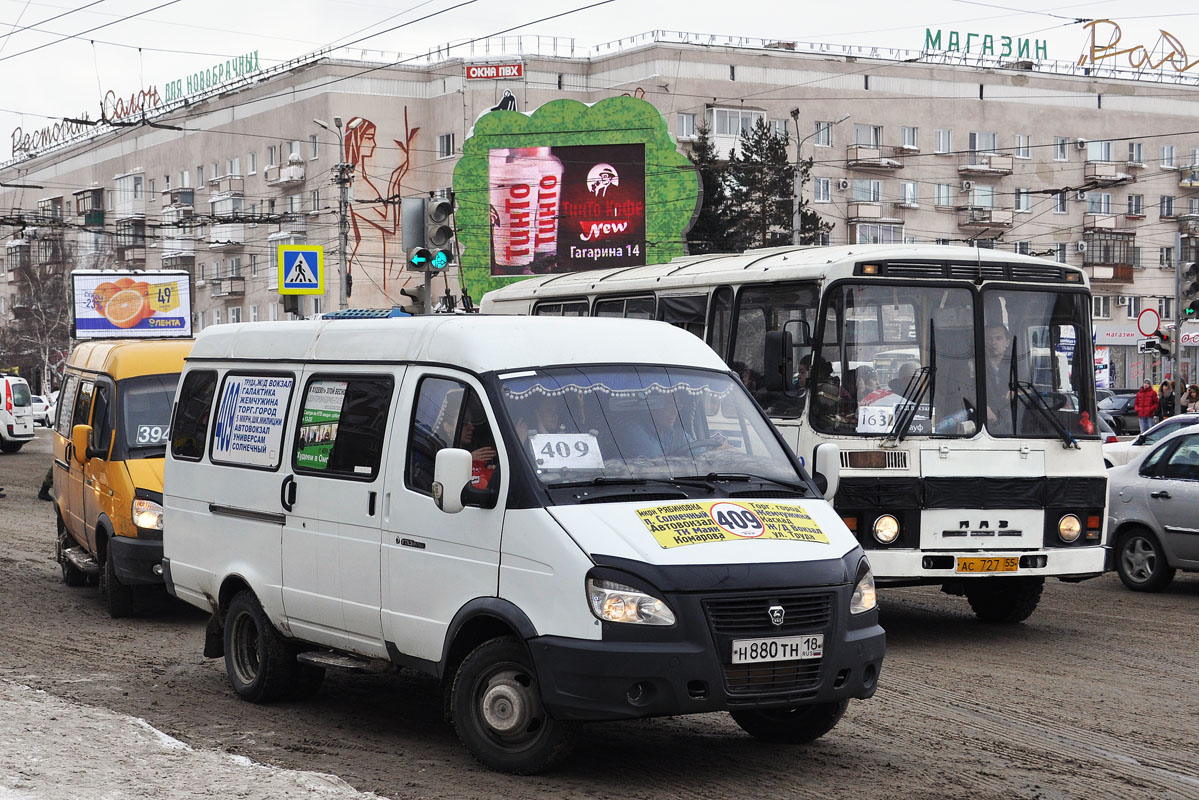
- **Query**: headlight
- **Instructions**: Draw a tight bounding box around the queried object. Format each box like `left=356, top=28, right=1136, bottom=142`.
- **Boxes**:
left=1058, top=513, right=1081, bottom=543
left=586, top=577, right=675, bottom=625
left=872, top=514, right=899, bottom=544
left=132, top=498, right=164, bottom=531
left=850, top=561, right=877, bottom=615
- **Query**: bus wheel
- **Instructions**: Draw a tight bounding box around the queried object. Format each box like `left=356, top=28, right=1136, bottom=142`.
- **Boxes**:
left=449, top=636, right=577, bottom=774
left=223, top=591, right=294, bottom=703
left=730, top=700, right=848, bottom=744
left=963, top=577, right=1044, bottom=623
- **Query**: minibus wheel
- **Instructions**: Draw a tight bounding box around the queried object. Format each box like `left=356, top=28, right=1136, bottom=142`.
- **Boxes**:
left=730, top=699, right=848, bottom=744
left=101, top=537, right=136, bottom=619
left=56, top=518, right=86, bottom=587
left=223, top=591, right=294, bottom=703
left=449, top=636, right=577, bottom=774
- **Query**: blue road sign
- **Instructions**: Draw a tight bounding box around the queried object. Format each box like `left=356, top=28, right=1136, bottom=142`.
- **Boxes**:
left=278, top=245, right=325, bottom=295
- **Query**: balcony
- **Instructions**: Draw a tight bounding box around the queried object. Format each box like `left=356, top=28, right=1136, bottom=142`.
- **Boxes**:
left=208, top=175, right=244, bottom=196
left=1089, top=264, right=1135, bottom=283
left=847, top=202, right=882, bottom=221
left=1084, top=214, right=1117, bottom=231
left=1085, top=161, right=1130, bottom=183
left=266, top=161, right=305, bottom=187
left=5, top=239, right=30, bottom=272
left=958, top=154, right=1014, bottom=176
left=211, top=276, right=246, bottom=298
left=845, top=145, right=903, bottom=170
left=161, top=237, right=196, bottom=256
left=1179, top=215, right=1199, bottom=237
left=208, top=223, right=246, bottom=248
left=1180, top=167, right=1199, bottom=189
left=957, top=207, right=1013, bottom=229
left=163, top=187, right=195, bottom=207
left=82, top=210, right=105, bottom=227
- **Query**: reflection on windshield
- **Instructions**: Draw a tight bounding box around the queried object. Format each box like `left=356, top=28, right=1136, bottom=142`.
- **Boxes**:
left=731, top=283, right=818, bottom=418
left=121, top=374, right=179, bottom=450
left=498, top=366, right=801, bottom=485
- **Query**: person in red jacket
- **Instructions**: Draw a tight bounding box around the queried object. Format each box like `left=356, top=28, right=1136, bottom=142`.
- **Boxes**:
left=1135, top=380, right=1159, bottom=433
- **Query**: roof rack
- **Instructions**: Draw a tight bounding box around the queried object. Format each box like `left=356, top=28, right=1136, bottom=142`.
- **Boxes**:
left=320, top=307, right=411, bottom=319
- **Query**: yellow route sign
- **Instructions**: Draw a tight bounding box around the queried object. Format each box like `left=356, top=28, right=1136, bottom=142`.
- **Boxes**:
left=636, top=501, right=831, bottom=549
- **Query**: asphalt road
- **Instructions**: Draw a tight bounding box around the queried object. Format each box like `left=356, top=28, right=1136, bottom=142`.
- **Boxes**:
left=1, top=429, right=1196, bottom=799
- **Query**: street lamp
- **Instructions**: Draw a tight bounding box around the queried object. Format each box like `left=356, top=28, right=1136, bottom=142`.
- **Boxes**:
left=791, top=111, right=850, bottom=246
left=314, top=116, right=362, bottom=311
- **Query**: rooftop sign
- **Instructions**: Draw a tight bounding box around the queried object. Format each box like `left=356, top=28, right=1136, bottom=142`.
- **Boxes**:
left=925, top=28, right=1048, bottom=59
left=1078, top=20, right=1199, bottom=74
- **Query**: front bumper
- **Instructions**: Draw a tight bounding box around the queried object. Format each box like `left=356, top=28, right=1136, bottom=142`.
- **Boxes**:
left=867, top=545, right=1107, bottom=582
left=109, top=532, right=164, bottom=586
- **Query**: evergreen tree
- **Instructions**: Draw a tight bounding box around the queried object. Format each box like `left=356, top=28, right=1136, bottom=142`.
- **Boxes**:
left=685, top=120, right=736, bottom=254
left=726, top=118, right=795, bottom=249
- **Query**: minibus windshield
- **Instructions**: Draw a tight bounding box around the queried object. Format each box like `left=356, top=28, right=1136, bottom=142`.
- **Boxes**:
left=498, top=366, right=804, bottom=489
left=120, top=374, right=178, bottom=451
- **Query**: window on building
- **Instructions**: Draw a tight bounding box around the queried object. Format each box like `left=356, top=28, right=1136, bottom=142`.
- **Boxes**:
left=1161, top=196, right=1176, bottom=218
left=248, top=151, right=256, bottom=174
left=1190, top=197, right=1199, bottom=216
left=213, top=259, right=224, bottom=280
left=708, top=108, right=764, bottom=137
left=250, top=305, right=259, bottom=323
left=677, top=113, right=696, bottom=139
left=1128, top=194, right=1144, bottom=215
left=972, top=185, right=995, bottom=208
left=1053, top=192, right=1069, bottom=213
left=196, top=165, right=204, bottom=185
left=313, top=297, right=322, bottom=315
left=853, top=223, right=903, bottom=244
left=269, top=303, right=278, bottom=321
left=813, top=121, right=831, bottom=147
left=267, top=145, right=277, bottom=166
left=437, top=133, right=455, bottom=159
left=1159, top=297, right=1173, bottom=319
left=132, top=175, right=143, bottom=200
left=310, top=189, right=320, bottom=211
left=1086, top=141, right=1113, bottom=162
left=934, top=183, right=953, bottom=206
left=814, top=231, right=831, bottom=246
left=1053, top=137, right=1068, bottom=161
left=901, top=126, right=918, bottom=149
left=934, top=129, right=953, bottom=154
left=900, top=181, right=917, bottom=206
left=1192, top=148, right=1199, bottom=169
left=1161, top=246, right=1175, bottom=266
left=1084, top=233, right=1133, bottom=266
left=1013, top=241, right=1031, bottom=255
left=1162, top=145, right=1176, bottom=168
left=1126, top=297, right=1142, bottom=318
left=1131, top=246, right=1142, bottom=269
left=1015, top=134, right=1030, bottom=158
left=852, top=179, right=881, bottom=202
left=107, top=191, right=114, bottom=211
left=968, top=131, right=997, bottom=153
left=229, top=307, right=242, bottom=324
left=770, top=119, right=789, bottom=139
left=1129, top=142, right=1143, bottom=163
left=250, top=254, right=258, bottom=278
left=287, top=193, right=302, bottom=213
left=853, top=124, right=882, bottom=147
left=1054, top=243, right=1068, bottom=263
left=812, top=178, right=830, bottom=203
left=1015, top=188, right=1031, bottom=212
left=212, top=309, right=222, bottom=326
left=288, top=140, right=301, bottom=160
left=310, top=134, right=319, bottom=159
left=229, top=257, right=241, bottom=277
left=1093, top=295, right=1111, bottom=319
left=1087, top=193, right=1112, bottom=214
left=179, top=170, right=189, bottom=188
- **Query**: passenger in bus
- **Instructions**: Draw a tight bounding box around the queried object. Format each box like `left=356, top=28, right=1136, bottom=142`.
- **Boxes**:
left=983, top=323, right=1015, bottom=433
left=888, top=361, right=921, bottom=399
left=855, top=366, right=893, bottom=406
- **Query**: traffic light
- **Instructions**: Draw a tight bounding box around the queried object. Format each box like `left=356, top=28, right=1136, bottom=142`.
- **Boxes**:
left=407, top=247, right=432, bottom=272
left=1183, top=262, right=1199, bottom=319
left=426, top=195, right=456, bottom=268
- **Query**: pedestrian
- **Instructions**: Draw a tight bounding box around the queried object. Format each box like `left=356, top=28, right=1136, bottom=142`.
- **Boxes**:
left=1186, top=384, right=1199, bottom=413
left=1158, top=380, right=1175, bottom=421
left=1135, top=380, right=1159, bottom=433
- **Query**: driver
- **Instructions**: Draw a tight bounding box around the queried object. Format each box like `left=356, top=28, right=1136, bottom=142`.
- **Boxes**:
left=983, top=323, right=1014, bottom=433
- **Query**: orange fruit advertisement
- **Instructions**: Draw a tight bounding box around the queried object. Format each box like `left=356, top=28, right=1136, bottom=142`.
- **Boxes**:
left=91, top=277, right=152, bottom=329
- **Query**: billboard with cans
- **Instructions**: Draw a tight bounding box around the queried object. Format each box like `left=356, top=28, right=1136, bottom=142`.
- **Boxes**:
left=71, top=270, right=192, bottom=339
left=454, top=96, right=699, bottom=297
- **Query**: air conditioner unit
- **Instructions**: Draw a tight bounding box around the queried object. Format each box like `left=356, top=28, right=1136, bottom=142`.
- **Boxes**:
left=1076, top=190, right=1088, bottom=201
left=837, top=178, right=850, bottom=190
left=1114, top=294, right=1127, bottom=306
left=1076, top=241, right=1088, bottom=253
left=961, top=180, right=974, bottom=191
left=1076, top=138, right=1088, bottom=150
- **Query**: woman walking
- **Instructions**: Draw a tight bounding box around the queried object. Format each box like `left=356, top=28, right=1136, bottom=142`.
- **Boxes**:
left=1135, top=380, right=1159, bottom=433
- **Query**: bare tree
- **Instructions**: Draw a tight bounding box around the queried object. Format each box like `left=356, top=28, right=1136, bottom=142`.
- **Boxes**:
left=0, top=228, right=73, bottom=394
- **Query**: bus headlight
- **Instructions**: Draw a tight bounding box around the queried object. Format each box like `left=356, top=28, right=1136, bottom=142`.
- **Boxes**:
left=132, top=498, right=164, bottom=531
left=872, top=514, right=899, bottom=544
left=850, top=560, right=877, bottom=614
left=587, top=577, right=675, bottom=625
left=1058, top=514, right=1082, bottom=543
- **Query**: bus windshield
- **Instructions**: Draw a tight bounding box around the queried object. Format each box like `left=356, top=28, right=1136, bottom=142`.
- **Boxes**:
left=811, top=283, right=977, bottom=437
left=498, top=366, right=803, bottom=487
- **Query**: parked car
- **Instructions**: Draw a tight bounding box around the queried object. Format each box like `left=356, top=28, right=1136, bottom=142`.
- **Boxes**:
left=0, top=374, right=35, bottom=452
left=1096, top=412, right=1118, bottom=446
left=1103, top=414, right=1199, bottom=468
left=1108, top=426, right=1199, bottom=591
left=29, top=395, right=52, bottom=427
left=1095, top=388, right=1115, bottom=405
left=1099, top=393, right=1138, bottom=435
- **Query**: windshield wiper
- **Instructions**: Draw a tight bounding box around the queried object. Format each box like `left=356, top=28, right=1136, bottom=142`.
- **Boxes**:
left=884, top=320, right=937, bottom=446
left=675, top=472, right=810, bottom=493
left=547, top=477, right=648, bottom=489
left=1005, top=339, right=1077, bottom=448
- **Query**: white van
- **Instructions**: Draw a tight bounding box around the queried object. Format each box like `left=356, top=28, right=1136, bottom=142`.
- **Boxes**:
left=1, top=374, right=35, bottom=453
left=163, top=317, right=884, bottom=774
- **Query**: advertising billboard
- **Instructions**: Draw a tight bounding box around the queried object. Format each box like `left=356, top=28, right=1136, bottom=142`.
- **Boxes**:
left=489, top=143, right=646, bottom=276
left=71, top=271, right=192, bottom=339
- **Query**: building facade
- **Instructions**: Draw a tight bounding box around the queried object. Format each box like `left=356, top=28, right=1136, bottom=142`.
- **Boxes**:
left=2, top=31, right=1198, bottom=388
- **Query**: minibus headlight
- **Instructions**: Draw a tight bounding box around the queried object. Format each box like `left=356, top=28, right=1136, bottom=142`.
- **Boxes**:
left=132, top=498, right=164, bottom=531
left=1058, top=514, right=1082, bottom=543
left=586, top=578, right=675, bottom=625
left=872, top=514, right=899, bottom=544
left=850, top=561, right=877, bottom=615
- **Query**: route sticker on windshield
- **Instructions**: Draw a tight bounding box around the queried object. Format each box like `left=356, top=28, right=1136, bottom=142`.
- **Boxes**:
left=635, top=501, right=830, bottom=549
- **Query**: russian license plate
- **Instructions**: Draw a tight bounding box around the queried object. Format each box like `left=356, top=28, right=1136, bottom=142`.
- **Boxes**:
left=731, top=634, right=823, bottom=664
left=956, top=556, right=1019, bottom=573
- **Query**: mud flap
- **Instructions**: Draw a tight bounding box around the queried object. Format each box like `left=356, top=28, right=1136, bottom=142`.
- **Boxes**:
left=203, top=612, right=224, bottom=658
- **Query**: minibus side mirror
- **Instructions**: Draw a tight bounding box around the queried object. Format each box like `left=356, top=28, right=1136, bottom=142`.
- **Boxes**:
left=812, top=442, right=840, bottom=501
left=71, top=424, right=92, bottom=464
left=432, top=448, right=473, bottom=514
left=764, top=330, right=794, bottom=392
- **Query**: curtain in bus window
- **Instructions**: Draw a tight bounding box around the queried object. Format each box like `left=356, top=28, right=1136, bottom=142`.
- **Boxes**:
left=657, top=295, right=707, bottom=338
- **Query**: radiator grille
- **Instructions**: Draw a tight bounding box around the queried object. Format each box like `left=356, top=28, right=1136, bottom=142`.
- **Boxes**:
left=840, top=449, right=909, bottom=469
left=723, top=661, right=823, bottom=695
left=703, top=593, right=833, bottom=637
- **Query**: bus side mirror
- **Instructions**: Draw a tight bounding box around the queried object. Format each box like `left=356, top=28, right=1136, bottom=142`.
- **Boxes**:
left=71, top=424, right=92, bottom=464
left=764, top=331, right=794, bottom=392
left=812, top=442, right=840, bottom=500
left=432, top=448, right=472, bottom=514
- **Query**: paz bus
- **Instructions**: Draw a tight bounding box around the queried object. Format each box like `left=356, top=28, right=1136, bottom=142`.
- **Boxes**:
left=481, top=244, right=1107, bottom=622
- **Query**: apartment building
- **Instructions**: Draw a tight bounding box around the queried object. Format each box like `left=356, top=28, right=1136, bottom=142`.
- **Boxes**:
left=2, top=31, right=1198, bottom=386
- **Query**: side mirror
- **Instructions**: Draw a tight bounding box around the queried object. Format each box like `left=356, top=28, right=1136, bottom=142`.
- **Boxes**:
left=764, top=330, right=794, bottom=392
left=433, top=448, right=473, bottom=514
left=71, top=424, right=92, bottom=464
left=813, top=442, right=840, bottom=501
left=783, top=318, right=811, bottom=347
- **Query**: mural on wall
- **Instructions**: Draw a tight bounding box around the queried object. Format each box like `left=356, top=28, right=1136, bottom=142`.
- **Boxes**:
left=453, top=96, right=700, bottom=299
left=345, top=108, right=420, bottom=291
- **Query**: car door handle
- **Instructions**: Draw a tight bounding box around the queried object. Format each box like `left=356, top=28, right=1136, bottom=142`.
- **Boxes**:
left=1150, top=490, right=1171, bottom=499
left=368, top=491, right=377, bottom=517
left=280, top=474, right=296, bottom=511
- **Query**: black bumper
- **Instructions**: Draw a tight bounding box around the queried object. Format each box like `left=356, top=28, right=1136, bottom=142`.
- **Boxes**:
left=110, top=533, right=164, bottom=586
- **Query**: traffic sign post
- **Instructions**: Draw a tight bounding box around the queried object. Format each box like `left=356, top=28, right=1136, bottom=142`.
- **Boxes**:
left=278, top=245, right=325, bottom=296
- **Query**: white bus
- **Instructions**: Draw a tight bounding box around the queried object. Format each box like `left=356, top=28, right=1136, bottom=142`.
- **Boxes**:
left=482, top=244, right=1108, bottom=622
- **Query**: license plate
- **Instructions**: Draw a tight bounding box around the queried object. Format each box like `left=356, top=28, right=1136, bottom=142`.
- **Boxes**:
left=731, top=634, right=823, bottom=664
left=956, top=556, right=1019, bottom=573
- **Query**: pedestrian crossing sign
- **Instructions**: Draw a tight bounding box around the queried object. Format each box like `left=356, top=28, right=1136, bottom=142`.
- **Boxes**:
left=278, top=245, right=325, bottom=295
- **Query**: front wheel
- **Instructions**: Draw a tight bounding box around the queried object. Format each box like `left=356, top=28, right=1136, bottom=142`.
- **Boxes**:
left=101, top=541, right=136, bottom=618
left=223, top=591, right=295, bottom=703
left=730, top=700, right=848, bottom=744
left=1116, top=529, right=1175, bottom=592
left=963, top=577, right=1044, bottom=623
left=449, top=636, right=577, bottom=775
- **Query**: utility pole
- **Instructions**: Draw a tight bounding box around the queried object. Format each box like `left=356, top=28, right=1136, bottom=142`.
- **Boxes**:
left=1175, top=231, right=1184, bottom=417
left=315, top=116, right=362, bottom=311
left=790, top=111, right=849, bottom=246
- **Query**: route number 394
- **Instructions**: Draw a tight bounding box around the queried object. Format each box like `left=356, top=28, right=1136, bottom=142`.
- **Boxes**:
left=136, top=425, right=169, bottom=444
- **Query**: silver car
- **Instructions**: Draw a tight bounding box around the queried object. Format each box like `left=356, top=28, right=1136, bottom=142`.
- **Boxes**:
left=1108, top=426, right=1199, bottom=591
